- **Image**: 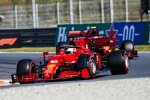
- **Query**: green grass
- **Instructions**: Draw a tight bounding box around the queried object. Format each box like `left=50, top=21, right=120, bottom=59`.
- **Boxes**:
left=0, top=45, right=149, bottom=52
left=135, top=45, right=150, bottom=52
left=0, top=47, right=56, bottom=52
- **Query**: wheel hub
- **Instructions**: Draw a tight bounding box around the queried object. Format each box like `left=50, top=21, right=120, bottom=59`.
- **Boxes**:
left=90, top=59, right=97, bottom=74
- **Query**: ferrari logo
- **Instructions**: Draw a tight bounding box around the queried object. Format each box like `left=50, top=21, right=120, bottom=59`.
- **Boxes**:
left=50, top=60, right=58, bottom=64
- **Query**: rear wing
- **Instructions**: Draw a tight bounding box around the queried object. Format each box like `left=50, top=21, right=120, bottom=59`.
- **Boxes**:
left=68, top=30, right=99, bottom=38
left=68, top=31, right=83, bottom=38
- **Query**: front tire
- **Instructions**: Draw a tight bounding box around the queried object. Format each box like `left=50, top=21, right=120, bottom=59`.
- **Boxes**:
left=16, top=59, right=36, bottom=84
left=75, top=54, right=97, bottom=78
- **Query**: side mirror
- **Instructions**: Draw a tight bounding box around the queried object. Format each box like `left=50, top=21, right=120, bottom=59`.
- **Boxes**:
left=43, top=51, right=49, bottom=56
left=43, top=52, right=49, bottom=63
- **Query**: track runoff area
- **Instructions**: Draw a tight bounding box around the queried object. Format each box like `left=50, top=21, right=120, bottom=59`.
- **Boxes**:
left=0, top=52, right=150, bottom=100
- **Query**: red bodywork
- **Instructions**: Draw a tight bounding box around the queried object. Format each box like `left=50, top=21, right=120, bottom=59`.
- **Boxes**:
left=18, top=47, right=101, bottom=83
left=11, top=29, right=136, bottom=84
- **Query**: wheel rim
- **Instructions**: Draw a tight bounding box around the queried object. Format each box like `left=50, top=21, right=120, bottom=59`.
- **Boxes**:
left=124, top=55, right=129, bottom=69
left=89, top=59, right=97, bottom=74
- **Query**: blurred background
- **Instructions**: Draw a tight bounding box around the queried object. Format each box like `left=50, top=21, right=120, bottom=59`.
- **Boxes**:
left=0, top=0, right=149, bottom=48
left=0, top=0, right=149, bottom=29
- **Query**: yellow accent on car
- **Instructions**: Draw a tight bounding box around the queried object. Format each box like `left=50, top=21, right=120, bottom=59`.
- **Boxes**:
left=47, top=64, right=56, bottom=68
left=91, top=26, right=96, bottom=29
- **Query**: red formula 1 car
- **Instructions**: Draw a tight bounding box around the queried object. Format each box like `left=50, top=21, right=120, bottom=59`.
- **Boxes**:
left=11, top=29, right=137, bottom=84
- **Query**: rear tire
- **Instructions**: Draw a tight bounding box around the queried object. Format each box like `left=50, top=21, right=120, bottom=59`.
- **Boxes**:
left=120, top=40, right=135, bottom=59
left=109, top=51, right=129, bottom=75
left=120, top=40, right=134, bottom=52
left=75, top=54, right=97, bottom=78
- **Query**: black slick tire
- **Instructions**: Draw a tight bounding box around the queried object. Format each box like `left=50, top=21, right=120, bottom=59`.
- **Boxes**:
left=120, top=40, right=134, bottom=52
left=17, top=59, right=35, bottom=77
left=75, top=54, right=97, bottom=78
left=109, top=51, right=129, bottom=75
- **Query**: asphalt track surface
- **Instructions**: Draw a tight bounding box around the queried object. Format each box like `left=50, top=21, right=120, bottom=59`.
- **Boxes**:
left=0, top=52, right=150, bottom=86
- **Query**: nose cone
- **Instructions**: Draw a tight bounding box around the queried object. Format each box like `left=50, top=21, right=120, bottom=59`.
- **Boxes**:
left=43, top=63, right=57, bottom=79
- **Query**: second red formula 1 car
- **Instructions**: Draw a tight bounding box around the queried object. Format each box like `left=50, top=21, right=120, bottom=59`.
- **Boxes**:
left=11, top=28, right=137, bottom=84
